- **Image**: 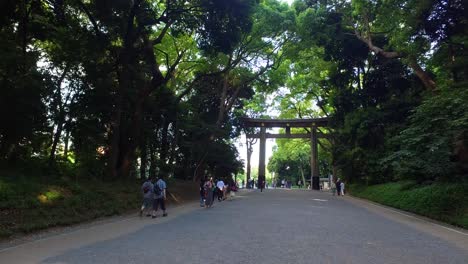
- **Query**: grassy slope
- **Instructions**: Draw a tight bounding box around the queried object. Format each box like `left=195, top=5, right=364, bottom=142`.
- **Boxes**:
left=349, top=182, right=468, bottom=229
left=0, top=178, right=198, bottom=239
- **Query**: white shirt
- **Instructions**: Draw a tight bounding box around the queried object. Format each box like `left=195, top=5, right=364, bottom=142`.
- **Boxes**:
left=217, top=180, right=225, bottom=189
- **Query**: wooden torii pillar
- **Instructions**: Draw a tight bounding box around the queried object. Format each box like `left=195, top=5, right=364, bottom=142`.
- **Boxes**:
left=242, top=117, right=329, bottom=190
left=258, top=127, right=266, bottom=187
left=310, top=125, right=320, bottom=190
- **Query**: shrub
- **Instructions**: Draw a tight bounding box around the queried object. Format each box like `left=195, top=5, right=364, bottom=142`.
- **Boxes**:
left=350, top=182, right=468, bottom=229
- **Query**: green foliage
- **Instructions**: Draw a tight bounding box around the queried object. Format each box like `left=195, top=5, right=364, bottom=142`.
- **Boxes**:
left=198, top=0, right=257, bottom=54
left=350, top=182, right=468, bottom=229
left=268, top=136, right=331, bottom=184
left=383, top=88, right=468, bottom=182
left=0, top=177, right=140, bottom=238
left=284, top=0, right=468, bottom=187
left=0, top=0, right=282, bottom=183
left=0, top=176, right=198, bottom=238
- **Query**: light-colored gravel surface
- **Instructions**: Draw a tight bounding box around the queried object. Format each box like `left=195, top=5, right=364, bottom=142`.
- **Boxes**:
left=1, top=189, right=467, bottom=264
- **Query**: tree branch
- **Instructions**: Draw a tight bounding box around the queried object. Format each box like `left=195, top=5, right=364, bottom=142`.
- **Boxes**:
left=152, top=22, right=171, bottom=45
left=76, top=0, right=102, bottom=37
left=354, top=29, right=400, bottom=59
left=165, top=50, right=185, bottom=82
left=354, top=29, right=436, bottom=91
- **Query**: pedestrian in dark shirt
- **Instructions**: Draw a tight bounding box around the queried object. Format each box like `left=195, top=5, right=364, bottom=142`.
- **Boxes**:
left=336, top=178, right=341, bottom=196
left=200, top=178, right=206, bottom=207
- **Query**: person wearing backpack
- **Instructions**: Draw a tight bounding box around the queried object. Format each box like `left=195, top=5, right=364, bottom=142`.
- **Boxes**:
left=140, top=178, right=154, bottom=217
left=153, top=175, right=168, bottom=218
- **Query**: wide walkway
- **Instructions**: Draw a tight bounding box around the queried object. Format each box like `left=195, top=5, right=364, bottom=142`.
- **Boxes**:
left=1, top=189, right=468, bottom=263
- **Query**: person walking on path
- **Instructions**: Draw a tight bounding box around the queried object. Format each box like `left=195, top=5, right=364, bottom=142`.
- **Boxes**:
left=216, top=179, right=225, bottom=201
left=336, top=178, right=342, bottom=196
left=330, top=181, right=336, bottom=196
left=153, top=176, right=168, bottom=218
left=140, top=178, right=154, bottom=217
left=259, top=178, right=265, bottom=192
left=204, top=177, right=214, bottom=208
left=199, top=178, right=206, bottom=207
left=340, top=181, right=345, bottom=196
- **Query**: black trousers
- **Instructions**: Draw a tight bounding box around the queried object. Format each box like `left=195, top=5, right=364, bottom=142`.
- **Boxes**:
left=153, top=198, right=166, bottom=211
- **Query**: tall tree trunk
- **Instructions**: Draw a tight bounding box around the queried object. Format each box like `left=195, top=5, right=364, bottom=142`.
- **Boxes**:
left=49, top=65, right=70, bottom=165
left=108, top=93, right=123, bottom=179
left=107, top=1, right=139, bottom=179
left=64, top=129, right=70, bottom=159
left=117, top=94, right=145, bottom=179
left=407, top=59, right=437, bottom=91
left=113, top=26, right=177, bottom=179
left=184, top=158, right=192, bottom=181
left=149, top=147, right=157, bottom=179
left=332, top=165, right=338, bottom=183
left=160, top=116, right=169, bottom=166
left=149, top=125, right=160, bottom=179
left=300, top=164, right=306, bottom=186
left=168, top=119, right=178, bottom=177
left=246, top=137, right=256, bottom=183
left=49, top=120, right=64, bottom=164
left=215, top=74, right=229, bottom=128
left=140, top=135, right=147, bottom=179
left=108, top=61, right=127, bottom=179
left=19, top=0, right=29, bottom=71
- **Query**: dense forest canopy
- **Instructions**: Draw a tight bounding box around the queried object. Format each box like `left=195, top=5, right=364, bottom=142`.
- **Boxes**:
left=0, top=0, right=466, bottom=186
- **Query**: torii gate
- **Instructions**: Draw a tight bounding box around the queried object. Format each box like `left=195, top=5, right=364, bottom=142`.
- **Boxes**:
left=241, top=117, right=330, bottom=190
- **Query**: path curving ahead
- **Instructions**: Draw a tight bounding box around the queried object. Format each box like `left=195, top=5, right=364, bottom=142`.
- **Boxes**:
left=1, top=189, right=468, bottom=263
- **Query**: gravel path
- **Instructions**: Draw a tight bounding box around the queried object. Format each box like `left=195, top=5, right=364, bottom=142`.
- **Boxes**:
left=3, top=189, right=468, bottom=263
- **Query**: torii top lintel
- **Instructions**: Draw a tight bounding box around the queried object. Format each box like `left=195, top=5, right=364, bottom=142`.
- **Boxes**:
left=241, top=117, right=329, bottom=128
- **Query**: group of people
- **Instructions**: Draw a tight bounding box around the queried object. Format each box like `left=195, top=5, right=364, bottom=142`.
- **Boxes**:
left=140, top=174, right=347, bottom=217
left=140, top=176, right=168, bottom=218
left=280, top=179, right=294, bottom=188
left=199, top=177, right=238, bottom=208
left=244, top=178, right=266, bottom=191
left=330, top=178, right=345, bottom=196
left=243, top=179, right=306, bottom=189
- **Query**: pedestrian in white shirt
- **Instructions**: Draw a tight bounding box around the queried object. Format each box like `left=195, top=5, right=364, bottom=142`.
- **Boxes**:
left=216, top=179, right=225, bottom=201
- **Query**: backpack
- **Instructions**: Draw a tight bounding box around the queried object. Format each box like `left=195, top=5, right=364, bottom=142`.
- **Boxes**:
left=154, top=182, right=162, bottom=196
left=142, top=182, right=151, bottom=193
